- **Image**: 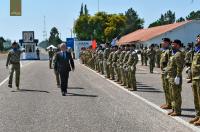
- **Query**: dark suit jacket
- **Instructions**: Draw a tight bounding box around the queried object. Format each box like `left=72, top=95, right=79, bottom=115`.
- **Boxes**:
left=54, top=51, right=75, bottom=72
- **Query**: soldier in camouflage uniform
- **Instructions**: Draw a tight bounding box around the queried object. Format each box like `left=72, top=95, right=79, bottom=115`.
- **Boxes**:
left=98, top=46, right=104, bottom=74
left=48, top=47, right=54, bottom=69
left=6, top=42, right=23, bottom=90
left=122, top=45, right=131, bottom=87
left=189, top=35, right=200, bottom=125
left=160, top=38, right=172, bottom=109
left=112, top=46, right=121, bottom=82
left=147, top=44, right=156, bottom=73
left=118, top=46, right=126, bottom=84
left=103, top=43, right=111, bottom=78
left=107, top=46, right=117, bottom=80
left=155, top=45, right=161, bottom=68
left=143, top=47, right=148, bottom=66
left=185, top=44, right=193, bottom=83
left=126, top=45, right=138, bottom=91
left=167, top=40, right=184, bottom=116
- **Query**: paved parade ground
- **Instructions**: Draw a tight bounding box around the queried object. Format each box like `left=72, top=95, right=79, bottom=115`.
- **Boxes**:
left=0, top=55, right=200, bottom=132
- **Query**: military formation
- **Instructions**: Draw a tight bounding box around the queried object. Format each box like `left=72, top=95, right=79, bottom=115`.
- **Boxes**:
left=80, top=44, right=138, bottom=91
left=80, top=34, right=200, bottom=126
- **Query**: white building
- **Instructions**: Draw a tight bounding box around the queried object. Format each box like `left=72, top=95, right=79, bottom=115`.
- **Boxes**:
left=118, top=20, right=200, bottom=47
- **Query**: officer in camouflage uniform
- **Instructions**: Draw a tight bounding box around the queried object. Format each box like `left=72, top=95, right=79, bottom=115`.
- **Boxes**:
left=108, top=46, right=118, bottom=80
left=48, top=47, right=54, bottom=69
left=112, top=46, right=121, bottom=82
left=118, top=46, right=126, bottom=84
left=167, top=40, right=184, bottom=116
left=122, top=45, right=131, bottom=87
left=189, top=35, right=200, bottom=125
left=155, top=45, right=161, bottom=68
left=6, top=42, right=23, bottom=90
left=144, top=47, right=148, bottom=66
left=126, top=45, right=138, bottom=91
left=160, top=38, right=172, bottom=109
left=98, top=46, right=104, bottom=74
left=103, top=43, right=111, bottom=78
left=185, top=44, right=193, bottom=83
left=147, top=44, right=156, bottom=73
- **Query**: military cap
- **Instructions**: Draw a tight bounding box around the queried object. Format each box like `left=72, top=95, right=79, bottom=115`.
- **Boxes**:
left=162, top=38, right=171, bottom=43
left=172, top=39, right=182, bottom=46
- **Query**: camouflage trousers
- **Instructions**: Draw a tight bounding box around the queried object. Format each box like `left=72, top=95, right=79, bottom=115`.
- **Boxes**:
left=161, top=74, right=171, bottom=106
left=104, top=60, right=110, bottom=78
left=192, top=80, right=200, bottom=117
left=128, top=67, right=137, bottom=90
left=168, top=77, right=182, bottom=114
left=99, top=61, right=104, bottom=74
left=109, top=63, right=115, bottom=80
left=8, top=63, right=20, bottom=87
left=149, top=60, right=155, bottom=73
left=122, top=66, right=129, bottom=86
left=144, top=57, right=148, bottom=66
left=116, top=65, right=121, bottom=82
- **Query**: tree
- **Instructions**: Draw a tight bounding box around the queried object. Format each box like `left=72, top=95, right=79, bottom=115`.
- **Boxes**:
left=148, top=10, right=175, bottom=27
left=80, top=3, right=84, bottom=16
left=84, top=4, right=89, bottom=15
left=48, top=27, right=62, bottom=47
left=176, top=17, right=185, bottom=22
left=186, top=10, right=200, bottom=20
left=104, top=14, right=126, bottom=42
left=89, top=12, right=110, bottom=43
left=0, top=37, right=5, bottom=51
left=122, top=8, right=144, bottom=35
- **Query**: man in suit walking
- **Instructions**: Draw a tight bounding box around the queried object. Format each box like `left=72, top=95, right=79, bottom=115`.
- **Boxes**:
left=54, top=43, right=75, bottom=96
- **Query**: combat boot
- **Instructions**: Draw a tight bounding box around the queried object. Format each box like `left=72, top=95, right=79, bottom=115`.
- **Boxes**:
left=168, top=110, right=174, bottom=115
left=189, top=117, right=199, bottom=124
left=8, top=84, right=12, bottom=88
left=17, top=87, right=20, bottom=90
left=194, top=118, right=200, bottom=126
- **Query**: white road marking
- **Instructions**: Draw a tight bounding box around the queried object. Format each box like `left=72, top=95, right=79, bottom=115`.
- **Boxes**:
left=0, top=61, right=34, bottom=87
left=81, top=63, right=200, bottom=132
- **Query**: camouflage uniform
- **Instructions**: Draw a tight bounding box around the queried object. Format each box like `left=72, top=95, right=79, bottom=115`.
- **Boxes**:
left=147, top=49, right=156, bottom=73
left=118, top=50, right=126, bottom=84
left=113, top=49, right=121, bottom=82
left=126, top=50, right=138, bottom=90
left=49, top=50, right=54, bottom=69
left=167, top=50, right=184, bottom=115
left=122, top=50, right=131, bottom=87
left=103, top=48, right=110, bottom=78
left=107, top=50, right=115, bottom=80
left=98, top=49, right=104, bottom=74
left=191, top=48, right=200, bottom=118
left=155, top=48, right=161, bottom=68
left=185, top=49, right=193, bottom=82
left=160, top=48, right=171, bottom=107
left=6, top=49, right=23, bottom=88
left=144, top=48, right=148, bottom=66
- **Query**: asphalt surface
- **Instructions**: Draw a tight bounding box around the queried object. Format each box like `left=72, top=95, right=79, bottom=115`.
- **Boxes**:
left=0, top=55, right=199, bottom=132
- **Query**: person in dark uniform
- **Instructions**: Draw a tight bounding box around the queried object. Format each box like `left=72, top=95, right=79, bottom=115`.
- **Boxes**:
left=54, top=43, right=75, bottom=96
left=36, top=48, right=40, bottom=60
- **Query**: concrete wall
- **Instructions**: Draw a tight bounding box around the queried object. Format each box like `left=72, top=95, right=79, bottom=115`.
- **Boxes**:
left=143, top=20, right=200, bottom=47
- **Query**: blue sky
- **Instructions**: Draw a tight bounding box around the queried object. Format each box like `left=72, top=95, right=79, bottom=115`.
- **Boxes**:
left=0, top=0, right=200, bottom=42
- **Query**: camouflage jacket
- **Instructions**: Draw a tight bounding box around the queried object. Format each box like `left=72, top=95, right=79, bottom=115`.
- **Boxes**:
left=6, top=49, right=23, bottom=66
left=160, top=49, right=170, bottom=71
left=192, top=50, right=200, bottom=80
left=167, top=50, right=184, bottom=78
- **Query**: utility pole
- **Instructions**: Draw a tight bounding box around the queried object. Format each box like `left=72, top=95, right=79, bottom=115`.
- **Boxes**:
left=43, top=16, right=47, bottom=40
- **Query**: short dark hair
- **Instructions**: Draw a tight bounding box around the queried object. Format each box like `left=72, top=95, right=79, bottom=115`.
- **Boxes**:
left=162, top=38, right=171, bottom=43
left=12, top=41, right=18, bottom=46
left=172, top=39, right=182, bottom=46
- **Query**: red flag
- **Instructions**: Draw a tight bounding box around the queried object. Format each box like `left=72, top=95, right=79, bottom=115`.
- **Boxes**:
left=92, top=40, right=97, bottom=49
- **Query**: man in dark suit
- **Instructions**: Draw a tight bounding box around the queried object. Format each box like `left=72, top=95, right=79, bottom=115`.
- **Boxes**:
left=54, top=43, right=75, bottom=96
